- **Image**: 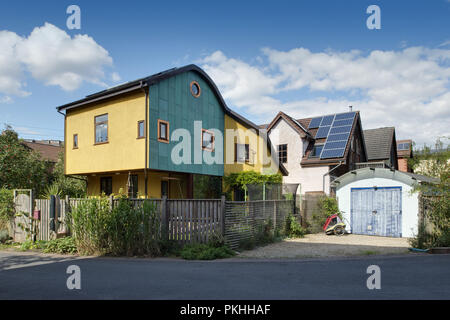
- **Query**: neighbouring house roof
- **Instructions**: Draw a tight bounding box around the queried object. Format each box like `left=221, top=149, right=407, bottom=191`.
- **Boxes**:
left=56, top=64, right=288, bottom=176
left=332, top=167, right=439, bottom=189
left=264, top=111, right=314, bottom=140
left=363, top=127, right=396, bottom=161
left=397, top=139, right=413, bottom=158
left=22, top=140, right=62, bottom=163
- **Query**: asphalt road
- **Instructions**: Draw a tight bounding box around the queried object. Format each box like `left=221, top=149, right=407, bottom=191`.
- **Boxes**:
left=0, top=251, right=449, bottom=300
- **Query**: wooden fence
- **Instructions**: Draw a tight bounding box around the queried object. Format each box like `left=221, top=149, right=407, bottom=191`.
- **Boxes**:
left=19, top=196, right=295, bottom=249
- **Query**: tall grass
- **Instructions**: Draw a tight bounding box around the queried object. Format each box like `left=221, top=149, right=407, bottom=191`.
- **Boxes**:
left=67, top=197, right=161, bottom=256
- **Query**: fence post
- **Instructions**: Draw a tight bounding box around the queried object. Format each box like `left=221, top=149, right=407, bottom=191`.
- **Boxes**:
left=220, top=195, right=226, bottom=237
left=109, top=195, right=114, bottom=210
left=273, top=200, right=277, bottom=235
left=161, top=196, right=169, bottom=241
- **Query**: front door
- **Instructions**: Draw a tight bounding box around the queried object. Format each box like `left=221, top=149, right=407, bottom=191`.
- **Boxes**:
left=351, top=187, right=402, bottom=237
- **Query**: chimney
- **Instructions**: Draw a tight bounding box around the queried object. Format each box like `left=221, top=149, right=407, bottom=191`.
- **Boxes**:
left=349, top=105, right=353, bottom=112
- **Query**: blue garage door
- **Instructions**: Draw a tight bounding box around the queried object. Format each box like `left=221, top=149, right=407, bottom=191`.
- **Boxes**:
left=351, top=187, right=402, bottom=237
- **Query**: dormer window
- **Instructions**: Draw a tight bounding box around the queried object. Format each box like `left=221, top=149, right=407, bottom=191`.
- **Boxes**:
left=310, top=144, right=324, bottom=158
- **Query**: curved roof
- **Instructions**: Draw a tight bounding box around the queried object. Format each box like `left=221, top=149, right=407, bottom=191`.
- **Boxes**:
left=332, top=167, right=439, bottom=189
left=56, top=64, right=288, bottom=175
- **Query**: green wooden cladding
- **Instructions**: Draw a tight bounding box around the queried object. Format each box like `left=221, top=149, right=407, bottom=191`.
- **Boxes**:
left=148, top=71, right=224, bottom=176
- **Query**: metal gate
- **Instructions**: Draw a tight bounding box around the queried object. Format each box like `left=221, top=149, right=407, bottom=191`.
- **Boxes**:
left=350, top=187, right=402, bottom=237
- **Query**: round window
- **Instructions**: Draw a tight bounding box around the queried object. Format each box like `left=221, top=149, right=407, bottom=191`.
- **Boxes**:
left=190, top=81, right=201, bottom=97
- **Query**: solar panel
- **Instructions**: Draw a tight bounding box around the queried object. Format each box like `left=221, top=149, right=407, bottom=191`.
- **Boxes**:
left=327, top=133, right=350, bottom=142
left=315, top=126, right=331, bottom=139
left=320, top=115, right=335, bottom=126
left=329, top=125, right=352, bottom=135
left=321, top=149, right=346, bottom=159
left=334, top=112, right=356, bottom=121
left=323, top=140, right=347, bottom=150
left=308, top=117, right=323, bottom=129
left=333, top=118, right=354, bottom=127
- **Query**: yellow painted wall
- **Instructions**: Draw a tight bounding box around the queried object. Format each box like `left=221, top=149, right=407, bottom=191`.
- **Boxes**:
left=65, top=91, right=146, bottom=175
left=224, top=114, right=281, bottom=175
left=87, top=170, right=188, bottom=199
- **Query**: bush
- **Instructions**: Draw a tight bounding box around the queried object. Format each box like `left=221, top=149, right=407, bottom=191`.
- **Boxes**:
left=311, top=196, right=339, bottom=233
left=20, top=240, right=47, bottom=251
left=285, top=213, right=306, bottom=238
left=43, top=237, right=77, bottom=254
left=0, top=188, right=14, bottom=231
left=0, top=229, right=10, bottom=243
left=180, top=243, right=235, bottom=260
left=68, top=196, right=161, bottom=256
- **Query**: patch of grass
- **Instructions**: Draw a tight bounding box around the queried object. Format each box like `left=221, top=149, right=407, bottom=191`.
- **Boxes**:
left=43, top=237, right=77, bottom=255
left=180, top=243, right=235, bottom=260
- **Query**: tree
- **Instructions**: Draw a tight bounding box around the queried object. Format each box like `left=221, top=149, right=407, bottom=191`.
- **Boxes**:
left=0, top=126, right=50, bottom=196
left=45, top=151, right=86, bottom=198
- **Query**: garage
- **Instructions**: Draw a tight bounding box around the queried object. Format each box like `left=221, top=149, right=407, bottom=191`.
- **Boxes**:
left=333, top=168, right=438, bottom=238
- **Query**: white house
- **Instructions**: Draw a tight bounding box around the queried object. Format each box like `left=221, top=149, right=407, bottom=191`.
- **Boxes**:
left=332, top=167, right=438, bottom=238
left=264, top=110, right=367, bottom=196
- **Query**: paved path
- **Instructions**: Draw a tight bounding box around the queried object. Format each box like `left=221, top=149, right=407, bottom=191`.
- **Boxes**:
left=0, top=251, right=449, bottom=300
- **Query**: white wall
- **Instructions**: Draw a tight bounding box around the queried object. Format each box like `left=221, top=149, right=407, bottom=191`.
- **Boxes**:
left=336, top=177, right=419, bottom=238
left=269, top=119, right=331, bottom=194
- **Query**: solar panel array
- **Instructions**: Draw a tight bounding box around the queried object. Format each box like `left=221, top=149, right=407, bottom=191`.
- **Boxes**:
left=308, top=112, right=356, bottom=159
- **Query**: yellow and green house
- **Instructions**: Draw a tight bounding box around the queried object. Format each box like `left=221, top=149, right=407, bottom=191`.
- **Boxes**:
left=57, top=65, right=286, bottom=199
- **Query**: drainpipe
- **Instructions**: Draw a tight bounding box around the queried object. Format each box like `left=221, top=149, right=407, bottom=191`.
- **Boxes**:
left=323, top=161, right=343, bottom=194
left=140, top=82, right=149, bottom=198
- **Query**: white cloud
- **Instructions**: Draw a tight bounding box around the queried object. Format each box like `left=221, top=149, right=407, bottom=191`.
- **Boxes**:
left=111, top=72, right=121, bottom=82
left=200, top=47, right=450, bottom=146
left=0, top=23, right=114, bottom=95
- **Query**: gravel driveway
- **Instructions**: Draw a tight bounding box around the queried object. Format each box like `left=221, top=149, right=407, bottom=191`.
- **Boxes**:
left=238, top=233, right=411, bottom=259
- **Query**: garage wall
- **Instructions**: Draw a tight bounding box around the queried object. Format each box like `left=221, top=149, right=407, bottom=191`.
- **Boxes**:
left=336, top=177, right=418, bottom=237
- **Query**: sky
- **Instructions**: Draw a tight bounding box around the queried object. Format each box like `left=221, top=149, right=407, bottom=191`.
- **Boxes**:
left=0, top=0, right=449, bottom=148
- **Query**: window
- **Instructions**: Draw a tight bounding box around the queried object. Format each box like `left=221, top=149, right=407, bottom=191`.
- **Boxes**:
left=128, top=175, right=138, bottom=198
left=73, top=134, right=78, bottom=149
left=310, top=144, right=324, bottom=158
left=277, top=144, right=287, bottom=163
left=161, top=180, right=169, bottom=198
left=397, top=143, right=410, bottom=150
left=202, top=129, right=215, bottom=151
left=137, top=120, right=145, bottom=139
left=190, top=81, right=201, bottom=98
left=95, top=114, right=108, bottom=144
left=158, top=119, right=169, bottom=143
left=235, top=143, right=249, bottom=163
left=100, top=177, right=112, bottom=196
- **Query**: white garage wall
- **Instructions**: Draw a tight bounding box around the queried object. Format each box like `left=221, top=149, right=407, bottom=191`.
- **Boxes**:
left=336, top=177, right=419, bottom=238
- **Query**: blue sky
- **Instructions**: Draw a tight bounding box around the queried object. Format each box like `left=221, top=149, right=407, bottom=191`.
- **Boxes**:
left=0, top=0, right=449, bottom=146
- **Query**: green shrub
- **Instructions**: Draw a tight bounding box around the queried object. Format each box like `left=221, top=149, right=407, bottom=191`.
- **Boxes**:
left=180, top=243, right=235, bottom=260
left=0, top=229, right=10, bottom=243
left=0, top=188, right=14, bottom=231
left=20, top=240, right=47, bottom=251
left=67, top=196, right=161, bottom=256
left=311, top=196, right=339, bottom=233
left=285, top=213, right=306, bottom=238
left=43, top=237, right=77, bottom=254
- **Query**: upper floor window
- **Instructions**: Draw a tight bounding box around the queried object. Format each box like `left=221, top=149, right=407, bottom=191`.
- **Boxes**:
left=137, top=120, right=145, bottom=139
left=95, top=114, right=108, bottom=144
left=235, top=143, right=249, bottom=163
left=190, top=81, right=201, bottom=98
left=309, top=144, right=324, bottom=158
left=202, top=129, right=214, bottom=151
left=397, top=142, right=410, bottom=150
left=158, top=119, right=169, bottom=143
left=73, top=134, right=78, bottom=149
left=277, top=144, right=287, bottom=163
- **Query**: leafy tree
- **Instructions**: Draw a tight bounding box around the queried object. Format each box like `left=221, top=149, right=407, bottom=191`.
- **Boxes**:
left=45, top=151, right=86, bottom=198
left=223, top=171, right=283, bottom=200
left=0, top=126, right=50, bottom=196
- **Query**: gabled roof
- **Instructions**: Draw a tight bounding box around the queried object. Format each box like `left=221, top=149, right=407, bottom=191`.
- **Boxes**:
left=56, top=64, right=288, bottom=176
left=363, top=127, right=396, bottom=161
left=22, top=141, right=62, bottom=163
left=265, top=111, right=313, bottom=140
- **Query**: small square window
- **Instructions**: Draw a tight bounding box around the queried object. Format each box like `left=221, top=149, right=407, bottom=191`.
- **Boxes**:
left=73, top=134, right=78, bottom=149
left=235, top=143, right=250, bottom=163
left=202, top=129, right=214, bottom=151
left=158, top=119, right=169, bottom=143
left=137, top=121, right=145, bottom=139
left=310, top=144, right=324, bottom=158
